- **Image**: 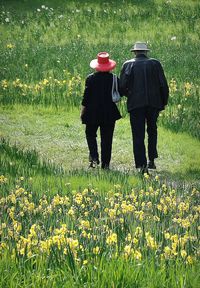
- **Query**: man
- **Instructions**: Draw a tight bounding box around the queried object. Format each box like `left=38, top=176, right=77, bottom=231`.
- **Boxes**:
left=120, top=42, right=169, bottom=173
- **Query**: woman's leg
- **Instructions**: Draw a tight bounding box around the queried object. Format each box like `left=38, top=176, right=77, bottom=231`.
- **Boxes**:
left=85, top=124, right=99, bottom=164
left=100, top=122, right=115, bottom=169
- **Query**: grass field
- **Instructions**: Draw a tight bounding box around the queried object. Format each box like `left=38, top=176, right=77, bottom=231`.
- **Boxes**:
left=0, top=0, right=200, bottom=287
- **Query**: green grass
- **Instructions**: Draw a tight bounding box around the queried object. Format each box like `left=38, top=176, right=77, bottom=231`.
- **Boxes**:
left=0, top=1, right=200, bottom=287
left=1, top=0, right=200, bottom=137
left=0, top=105, right=200, bottom=183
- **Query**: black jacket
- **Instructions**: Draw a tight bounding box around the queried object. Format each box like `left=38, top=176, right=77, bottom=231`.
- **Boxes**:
left=81, top=72, right=122, bottom=124
left=120, top=54, right=169, bottom=112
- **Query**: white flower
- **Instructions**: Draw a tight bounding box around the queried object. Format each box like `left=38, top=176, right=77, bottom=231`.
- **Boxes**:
left=76, top=9, right=80, bottom=13
left=5, top=18, right=9, bottom=22
left=37, top=9, right=41, bottom=12
left=45, top=7, right=48, bottom=10
left=58, top=15, right=64, bottom=19
left=171, top=36, right=176, bottom=41
left=41, top=5, right=45, bottom=9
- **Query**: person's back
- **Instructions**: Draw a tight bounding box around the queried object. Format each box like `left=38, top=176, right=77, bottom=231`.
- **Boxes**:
left=120, top=42, right=169, bottom=173
left=82, top=71, right=121, bottom=124
left=81, top=52, right=121, bottom=169
left=120, top=54, right=168, bottom=112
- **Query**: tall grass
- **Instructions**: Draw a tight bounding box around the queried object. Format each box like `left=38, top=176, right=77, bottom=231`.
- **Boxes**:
left=0, top=0, right=200, bottom=137
left=0, top=169, right=199, bottom=287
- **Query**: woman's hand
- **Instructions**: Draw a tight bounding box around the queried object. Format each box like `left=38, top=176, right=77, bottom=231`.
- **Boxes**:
left=80, top=105, right=86, bottom=120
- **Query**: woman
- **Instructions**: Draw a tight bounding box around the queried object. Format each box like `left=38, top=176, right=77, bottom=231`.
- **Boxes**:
left=81, top=52, right=121, bottom=169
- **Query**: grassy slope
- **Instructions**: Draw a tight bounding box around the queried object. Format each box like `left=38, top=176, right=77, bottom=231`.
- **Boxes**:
left=0, top=105, right=200, bottom=184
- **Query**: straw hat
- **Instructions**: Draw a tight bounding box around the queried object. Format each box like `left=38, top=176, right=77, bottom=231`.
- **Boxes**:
left=130, top=42, right=150, bottom=52
left=90, top=52, right=116, bottom=72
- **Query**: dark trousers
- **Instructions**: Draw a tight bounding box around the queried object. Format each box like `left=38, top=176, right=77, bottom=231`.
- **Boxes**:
left=85, top=122, right=115, bottom=168
left=130, top=107, right=159, bottom=168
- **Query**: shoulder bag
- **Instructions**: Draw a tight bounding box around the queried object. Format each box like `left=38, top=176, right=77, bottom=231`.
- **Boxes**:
left=112, top=74, right=121, bottom=103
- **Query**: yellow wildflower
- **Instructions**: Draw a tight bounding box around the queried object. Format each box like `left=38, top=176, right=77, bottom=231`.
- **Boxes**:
left=164, top=246, right=171, bottom=258
left=144, top=173, right=149, bottom=180
left=164, top=232, right=171, bottom=240
left=68, top=207, right=75, bottom=216
left=93, top=246, right=100, bottom=254
left=186, top=255, right=194, bottom=265
left=124, top=244, right=132, bottom=258
left=7, top=43, right=15, bottom=49
left=108, top=208, right=117, bottom=219
left=1, top=223, right=6, bottom=229
left=106, top=233, right=117, bottom=245
left=145, top=233, right=157, bottom=250
left=80, top=220, right=90, bottom=229
left=134, top=250, right=142, bottom=260
left=180, top=250, right=187, bottom=258
left=169, top=78, right=177, bottom=93
left=135, top=227, right=142, bottom=237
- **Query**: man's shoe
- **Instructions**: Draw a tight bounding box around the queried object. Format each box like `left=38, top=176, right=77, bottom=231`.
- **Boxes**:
left=147, top=161, right=156, bottom=169
left=137, top=166, right=149, bottom=175
left=101, top=164, right=110, bottom=170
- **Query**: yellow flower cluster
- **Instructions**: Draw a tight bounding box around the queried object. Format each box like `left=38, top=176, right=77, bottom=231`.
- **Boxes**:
left=169, top=78, right=177, bottom=94
left=6, top=43, right=15, bottom=49
left=0, top=175, right=8, bottom=184
left=106, top=232, right=117, bottom=245
left=1, top=73, right=82, bottom=99
left=184, top=82, right=192, bottom=97
left=0, top=176, right=199, bottom=267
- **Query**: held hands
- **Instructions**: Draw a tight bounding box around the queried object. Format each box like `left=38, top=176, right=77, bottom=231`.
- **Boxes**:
left=80, top=105, right=86, bottom=121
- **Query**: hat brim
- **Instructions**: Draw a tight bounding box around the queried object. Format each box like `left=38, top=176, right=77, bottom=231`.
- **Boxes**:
left=130, top=48, right=150, bottom=52
left=90, top=59, right=116, bottom=72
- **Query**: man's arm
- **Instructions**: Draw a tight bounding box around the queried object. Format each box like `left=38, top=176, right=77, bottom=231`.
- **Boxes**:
left=157, top=62, right=169, bottom=106
left=119, top=63, right=130, bottom=97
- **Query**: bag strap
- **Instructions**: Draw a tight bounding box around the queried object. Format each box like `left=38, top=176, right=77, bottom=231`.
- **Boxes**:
left=112, top=74, right=115, bottom=94
left=114, top=75, right=118, bottom=91
left=112, top=74, right=118, bottom=92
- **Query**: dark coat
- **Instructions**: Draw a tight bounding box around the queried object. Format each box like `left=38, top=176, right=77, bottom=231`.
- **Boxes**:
left=81, top=72, right=122, bottom=124
left=120, top=54, right=169, bottom=112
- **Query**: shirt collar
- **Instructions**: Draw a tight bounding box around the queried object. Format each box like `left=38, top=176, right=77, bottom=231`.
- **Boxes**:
left=135, top=54, right=148, bottom=58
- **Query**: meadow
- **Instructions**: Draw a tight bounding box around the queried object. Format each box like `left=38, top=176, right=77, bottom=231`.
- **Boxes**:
left=0, top=0, right=200, bottom=287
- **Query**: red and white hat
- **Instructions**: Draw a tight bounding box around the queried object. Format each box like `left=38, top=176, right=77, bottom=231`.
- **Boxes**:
left=90, top=52, right=116, bottom=72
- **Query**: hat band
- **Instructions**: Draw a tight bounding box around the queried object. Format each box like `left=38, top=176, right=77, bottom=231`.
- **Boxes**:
left=98, top=57, right=109, bottom=64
